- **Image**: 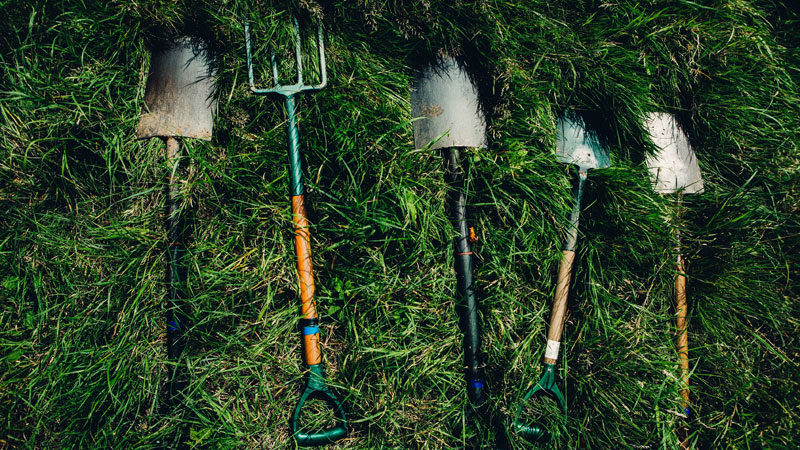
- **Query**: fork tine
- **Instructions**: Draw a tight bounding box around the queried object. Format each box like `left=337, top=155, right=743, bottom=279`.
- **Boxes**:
left=316, top=23, right=327, bottom=90
left=245, top=21, right=257, bottom=91
left=246, top=16, right=327, bottom=95
left=270, top=49, right=279, bottom=88
left=294, top=17, right=304, bottom=86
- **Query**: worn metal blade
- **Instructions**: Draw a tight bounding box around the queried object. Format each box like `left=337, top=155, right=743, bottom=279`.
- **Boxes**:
left=411, top=56, right=487, bottom=150
left=555, top=114, right=611, bottom=171
left=644, top=113, right=704, bottom=194
left=137, top=37, right=216, bottom=140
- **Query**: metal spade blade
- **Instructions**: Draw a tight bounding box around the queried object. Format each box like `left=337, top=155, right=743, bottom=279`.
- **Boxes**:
left=644, top=113, right=704, bottom=194
left=555, top=114, right=610, bottom=172
left=411, top=56, right=487, bottom=150
left=137, top=37, right=216, bottom=141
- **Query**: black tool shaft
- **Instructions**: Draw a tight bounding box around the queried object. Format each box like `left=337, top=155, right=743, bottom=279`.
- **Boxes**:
left=165, top=137, right=188, bottom=400
left=444, top=148, right=485, bottom=409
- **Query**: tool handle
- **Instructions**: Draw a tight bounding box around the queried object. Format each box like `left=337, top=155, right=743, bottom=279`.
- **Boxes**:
left=562, top=171, right=587, bottom=252
left=543, top=250, right=574, bottom=364
left=292, top=194, right=322, bottom=365
left=286, top=94, right=305, bottom=197
left=455, top=249, right=485, bottom=408
left=514, top=423, right=550, bottom=442
left=291, top=364, right=347, bottom=446
left=295, top=425, right=347, bottom=448
left=514, top=363, right=565, bottom=442
left=284, top=94, right=321, bottom=364
left=675, top=254, right=690, bottom=416
left=283, top=92, right=346, bottom=446
left=165, top=137, right=188, bottom=399
left=443, top=148, right=508, bottom=449
left=542, top=171, right=585, bottom=364
left=444, top=148, right=487, bottom=409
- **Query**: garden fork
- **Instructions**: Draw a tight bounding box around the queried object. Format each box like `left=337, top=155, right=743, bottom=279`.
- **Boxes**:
left=245, top=17, right=346, bottom=447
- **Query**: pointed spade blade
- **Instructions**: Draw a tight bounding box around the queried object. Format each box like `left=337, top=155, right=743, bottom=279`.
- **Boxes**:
left=137, top=37, right=217, bottom=141
left=411, top=56, right=487, bottom=150
left=555, top=114, right=611, bottom=171
left=644, top=113, right=704, bottom=194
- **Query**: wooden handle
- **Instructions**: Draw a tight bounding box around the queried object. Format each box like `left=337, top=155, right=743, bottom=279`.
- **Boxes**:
left=544, top=250, right=575, bottom=364
left=675, top=256, right=689, bottom=408
left=292, top=194, right=321, bottom=366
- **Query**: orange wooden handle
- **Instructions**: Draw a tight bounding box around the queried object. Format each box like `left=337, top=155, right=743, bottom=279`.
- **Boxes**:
left=544, top=250, right=575, bottom=364
left=292, top=195, right=321, bottom=365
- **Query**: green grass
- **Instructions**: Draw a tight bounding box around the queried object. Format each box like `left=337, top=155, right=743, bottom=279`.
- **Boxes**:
left=1, top=0, right=798, bottom=448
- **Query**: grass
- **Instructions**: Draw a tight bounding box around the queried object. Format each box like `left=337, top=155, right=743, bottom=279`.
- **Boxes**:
left=1, top=0, right=798, bottom=448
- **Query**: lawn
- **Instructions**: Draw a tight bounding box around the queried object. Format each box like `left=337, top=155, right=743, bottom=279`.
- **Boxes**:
left=1, top=1, right=798, bottom=449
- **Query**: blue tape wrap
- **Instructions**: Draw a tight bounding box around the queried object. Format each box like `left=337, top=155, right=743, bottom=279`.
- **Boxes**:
left=303, top=325, right=320, bottom=336
left=470, top=378, right=485, bottom=389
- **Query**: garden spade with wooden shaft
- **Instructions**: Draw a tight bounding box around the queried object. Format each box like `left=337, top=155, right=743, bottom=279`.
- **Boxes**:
left=136, top=37, right=216, bottom=403
left=644, top=112, right=704, bottom=448
left=411, top=56, right=509, bottom=448
left=245, top=18, right=347, bottom=447
left=514, top=113, right=610, bottom=441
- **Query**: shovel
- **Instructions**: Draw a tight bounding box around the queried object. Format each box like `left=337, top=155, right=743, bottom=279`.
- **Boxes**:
left=136, top=37, right=216, bottom=404
left=411, top=56, right=508, bottom=449
left=514, top=113, right=610, bottom=441
left=245, top=18, right=347, bottom=447
left=644, top=112, right=704, bottom=448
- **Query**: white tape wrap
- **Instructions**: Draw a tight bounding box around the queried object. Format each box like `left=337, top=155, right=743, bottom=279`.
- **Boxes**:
left=545, top=340, right=561, bottom=360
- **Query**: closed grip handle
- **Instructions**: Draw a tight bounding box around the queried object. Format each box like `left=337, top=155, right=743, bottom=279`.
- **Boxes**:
left=294, top=423, right=347, bottom=447
left=291, top=365, right=347, bottom=447
left=514, top=423, right=550, bottom=442
left=514, top=363, right=565, bottom=442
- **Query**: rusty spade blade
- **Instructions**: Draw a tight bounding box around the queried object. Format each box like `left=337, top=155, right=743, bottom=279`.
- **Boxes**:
left=644, top=113, right=704, bottom=194
left=411, top=56, right=487, bottom=150
left=137, top=37, right=216, bottom=141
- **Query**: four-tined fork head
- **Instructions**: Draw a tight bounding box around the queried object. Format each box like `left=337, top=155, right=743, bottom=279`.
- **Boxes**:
left=245, top=17, right=327, bottom=97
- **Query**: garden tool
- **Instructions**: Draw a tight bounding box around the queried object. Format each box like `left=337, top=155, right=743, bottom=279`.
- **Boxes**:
left=411, top=56, right=508, bottom=449
left=137, top=36, right=216, bottom=403
left=514, top=113, right=610, bottom=441
left=245, top=18, right=346, bottom=447
left=644, top=112, right=704, bottom=447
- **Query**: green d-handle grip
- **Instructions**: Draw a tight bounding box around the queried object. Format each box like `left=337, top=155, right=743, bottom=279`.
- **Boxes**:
left=291, top=364, right=347, bottom=447
left=514, top=363, right=565, bottom=442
